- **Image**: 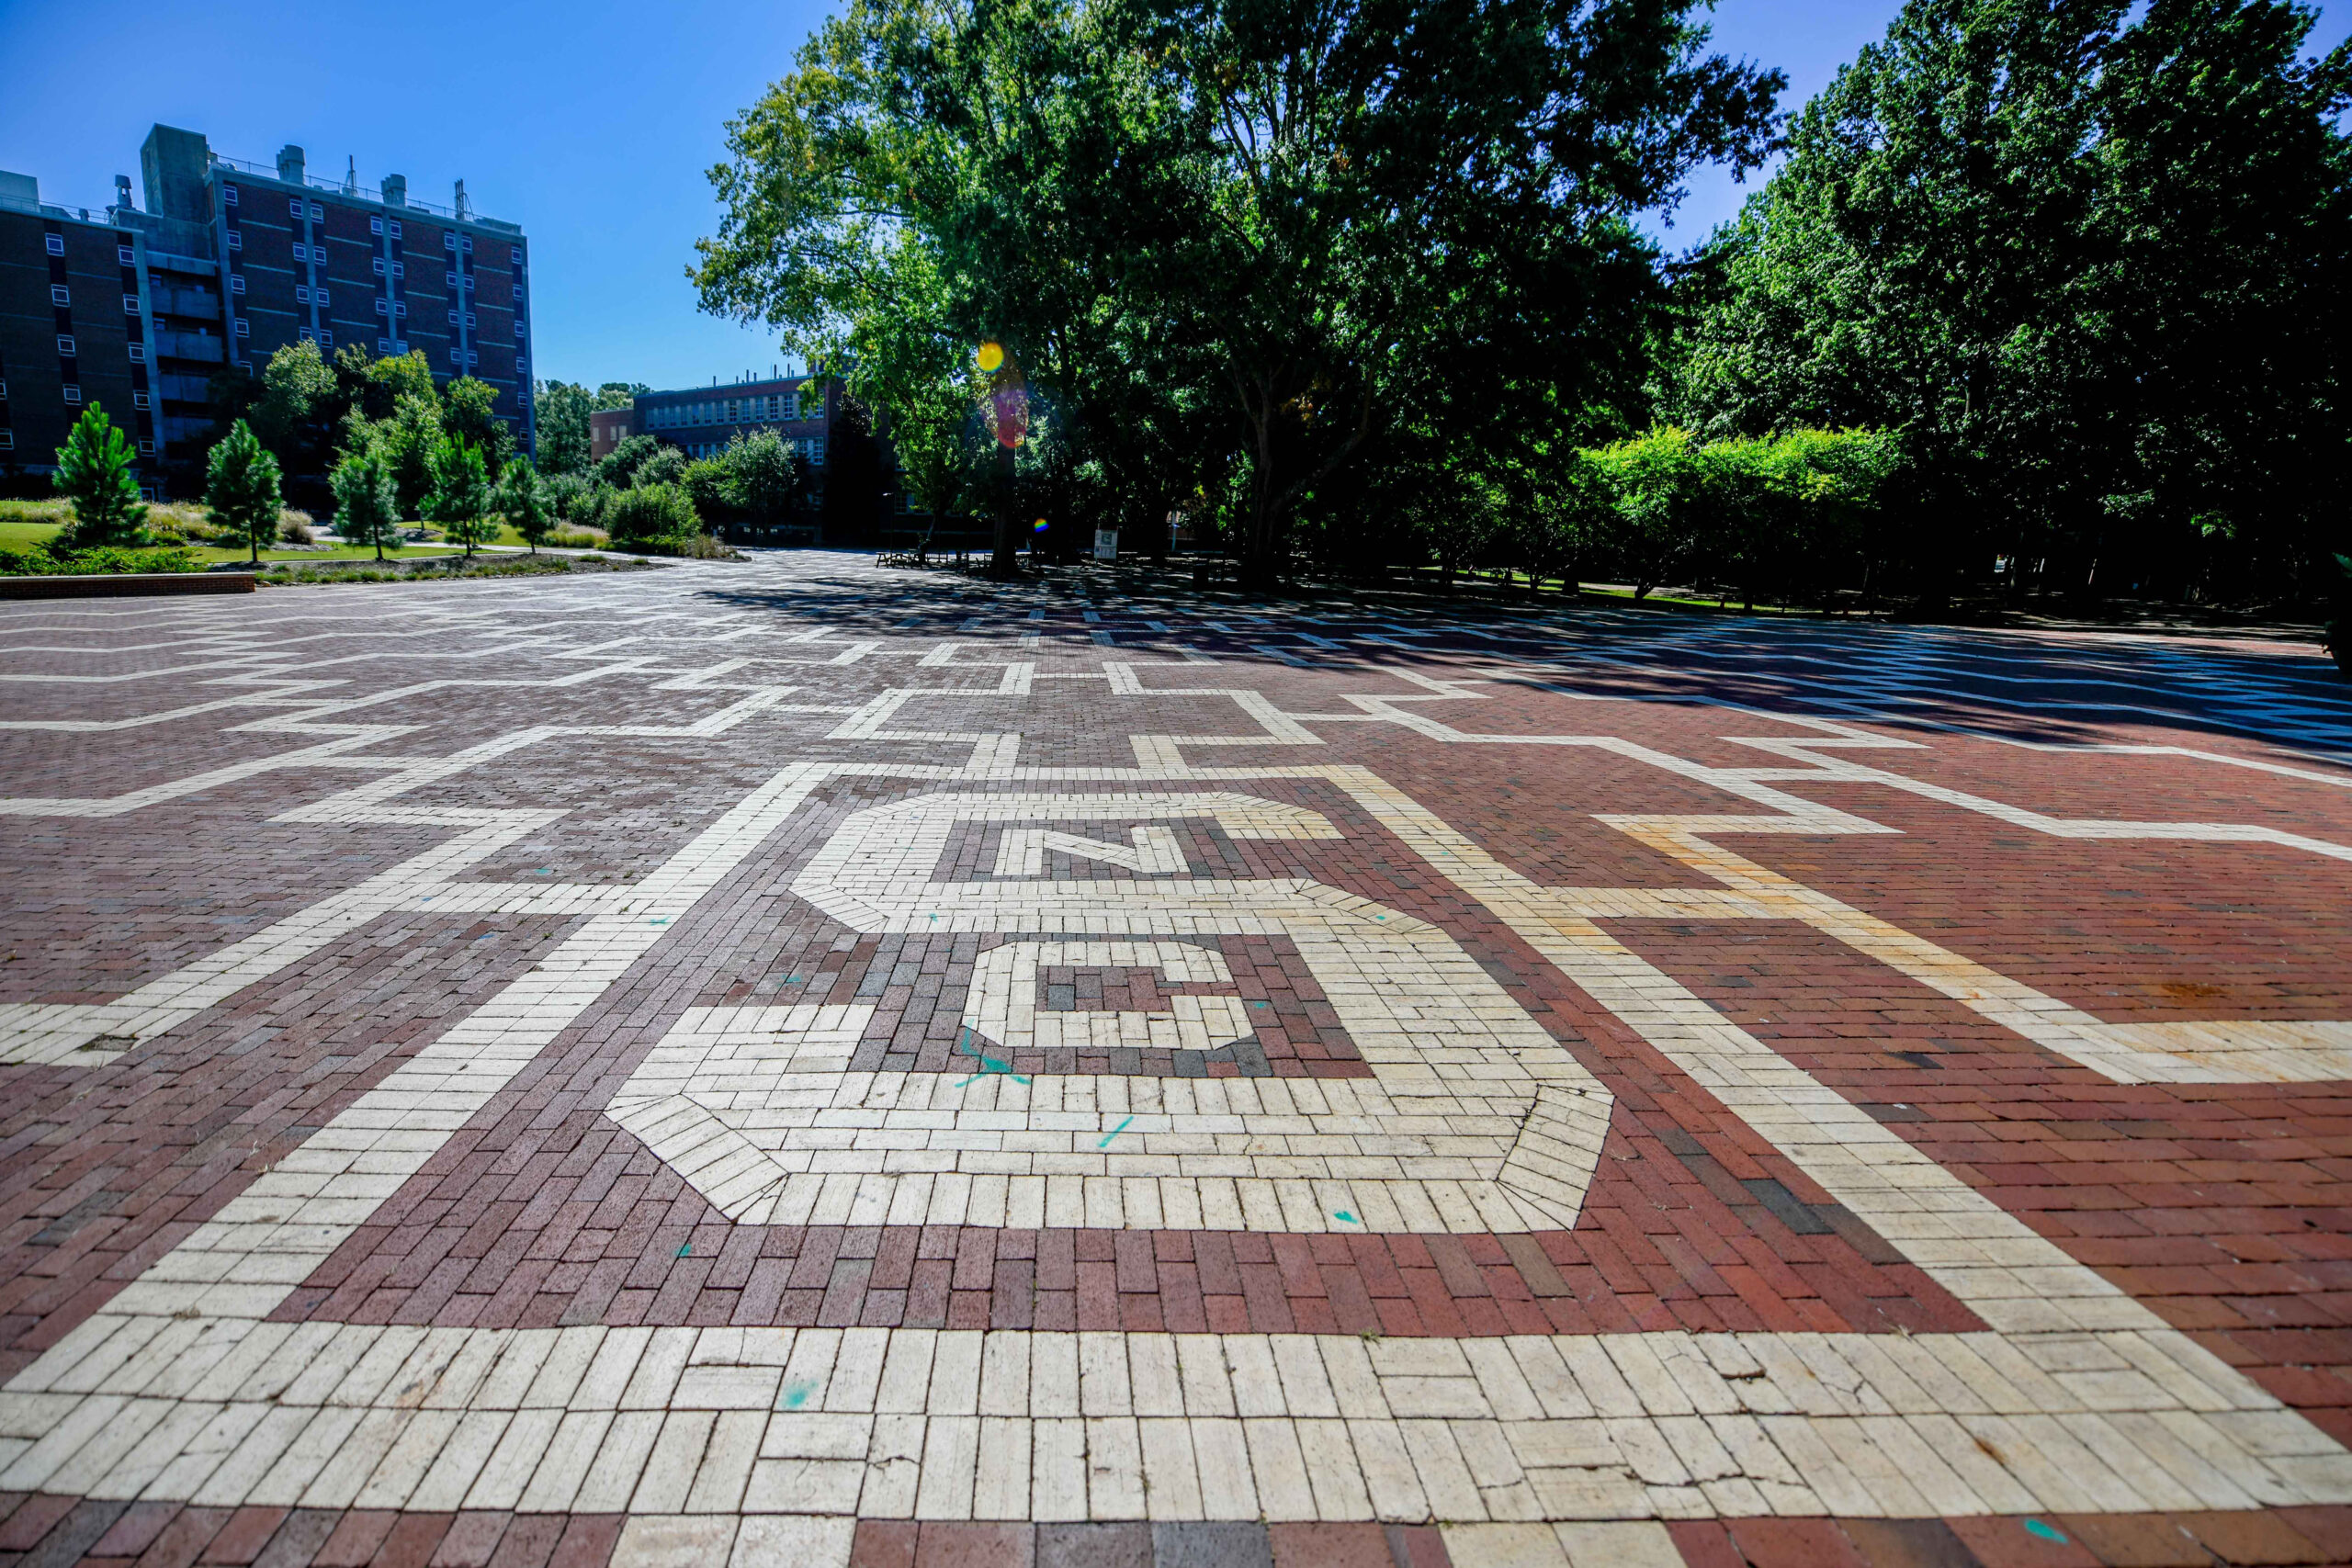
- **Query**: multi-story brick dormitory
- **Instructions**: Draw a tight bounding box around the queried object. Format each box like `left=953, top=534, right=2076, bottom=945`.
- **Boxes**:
left=0, top=123, right=531, bottom=498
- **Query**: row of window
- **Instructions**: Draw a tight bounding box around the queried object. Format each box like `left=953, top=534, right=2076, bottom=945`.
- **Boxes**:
left=647, top=393, right=803, bottom=429
left=0, top=430, right=134, bottom=457
left=296, top=285, right=330, bottom=306
left=47, top=284, right=149, bottom=317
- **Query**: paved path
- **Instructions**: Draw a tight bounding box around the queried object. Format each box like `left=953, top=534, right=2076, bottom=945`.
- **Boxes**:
left=1, top=553, right=2350, bottom=1567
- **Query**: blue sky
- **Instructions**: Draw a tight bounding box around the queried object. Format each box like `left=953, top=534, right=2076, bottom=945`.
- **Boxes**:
left=2, top=0, right=2343, bottom=394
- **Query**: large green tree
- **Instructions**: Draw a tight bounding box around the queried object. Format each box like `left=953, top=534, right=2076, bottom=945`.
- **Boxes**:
left=205, top=421, right=284, bottom=565
left=495, top=457, right=555, bottom=552
left=330, top=451, right=403, bottom=561
left=1674, top=0, right=2352, bottom=601
left=52, top=405, right=148, bottom=548
left=534, top=380, right=595, bottom=474
left=694, top=0, right=1781, bottom=587
left=425, top=437, right=495, bottom=557
left=442, top=378, right=515, bottom=472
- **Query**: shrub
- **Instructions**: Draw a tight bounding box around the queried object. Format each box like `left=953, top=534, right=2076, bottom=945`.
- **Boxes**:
left=682, top=457, right=735, bottom=522
left=593, top=434, right=658, bottom=490
left=633, top=446, right=687, bottom=491
left=604, top=481, right=702, bottom=546
left=545, top=470, right=593, bottom=521
left=0, top=544, right=200, bottom=576
left=278, top=513, right=317, bottom=545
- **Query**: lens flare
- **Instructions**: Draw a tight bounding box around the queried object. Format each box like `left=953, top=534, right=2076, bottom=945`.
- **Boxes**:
left=1032, top=519, right=1048, bottom=533
left=977, top=342, right=1005, bottom=372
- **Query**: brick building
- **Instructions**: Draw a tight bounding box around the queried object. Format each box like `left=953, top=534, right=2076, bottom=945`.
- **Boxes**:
left=593, top=371, right=867, bottom=515
left=0, top=124, right=531, bottom=497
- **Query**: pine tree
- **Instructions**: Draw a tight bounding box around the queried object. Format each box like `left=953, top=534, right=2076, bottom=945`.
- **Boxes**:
left=331, top=452, right=402, bottom=562
left=205, top=420, right=283, bottom=566
left=426, top=437, right=494, bottom=557
left=51, top=404, right=147, bottom=549
left=495, top=457, right=552, bottom=553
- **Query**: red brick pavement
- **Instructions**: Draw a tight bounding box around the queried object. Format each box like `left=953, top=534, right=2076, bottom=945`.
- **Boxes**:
left=2, top=575, right=2349, bottom=1562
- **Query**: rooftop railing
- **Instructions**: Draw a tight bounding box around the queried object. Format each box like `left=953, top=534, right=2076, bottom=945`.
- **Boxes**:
left=205, top=152, right=519, bottom=231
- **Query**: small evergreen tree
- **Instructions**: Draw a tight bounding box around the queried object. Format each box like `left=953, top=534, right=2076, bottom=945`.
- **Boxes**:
left=51, top=404, right=148, bottom=549
left=331, top=452, right=403, bottom=562
left=495, top=457, right=554, bottom=553
left=205, top=420, right=283, bottom=565
left=425, top=436, right=494, bottom=557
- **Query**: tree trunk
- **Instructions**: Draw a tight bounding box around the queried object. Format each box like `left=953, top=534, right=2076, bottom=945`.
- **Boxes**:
left=988, top=446, right=1020, bottom=580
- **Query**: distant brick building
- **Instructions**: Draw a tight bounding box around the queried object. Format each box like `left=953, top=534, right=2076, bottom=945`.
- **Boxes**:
left=589, top=406, right=635, bottom=463
left=594, top=372, right=873, bottom=516
left=0, top=124, right=531, bottom=497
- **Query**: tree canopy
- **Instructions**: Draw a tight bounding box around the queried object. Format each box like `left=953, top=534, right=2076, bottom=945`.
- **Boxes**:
left=694, top=0, right=1784, bottom=584
left=1669, top=0, right=2352, bottom=602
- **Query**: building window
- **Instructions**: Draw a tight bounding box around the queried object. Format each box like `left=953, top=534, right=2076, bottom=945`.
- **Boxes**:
left=314, top=288, right=329, bottom=306
left=128, top=344, right=145, bottom=362
left=62, top=385, right=81, bottom=404
left=446, top=271, right=459, bottom=288
left=444, top=232, right=457, bottom=251
left=44, top=233, right=64, bottom=256
left=447, top=310, right=459, bottom=326
left=235, top=357, right=252, bottom=371
left=461, top=236, right=473, bottom=254
left=226, top=231, right=242, bottom=250
left=118, top=245, right=135, bottom=265
left=370, top=216, right=383, bottom=235
left=50, top=286, right=69, bottom=306
left=140, top=440, right=154, bottom=454
left=310, top=202, right=324, bottom=220
left=514, top=321, right=526, bottom=339
left=393, top=301, right=406, bottom=317
left=290, top=197, right=304, bottom=217
left=319, top=330, right=333, bottom=347
left=230, top=275, right=246, bottom=294
left=464, top=313, right=476, bottom=329
left=0, top=432, right=11, bottom=449
left=390, top=262, right=403, bottom=278
left=133, top=390, right=150, bottom=409
left=234, top=319, right=249, bottom=336
left=224, top=184, right=239, bottom=205
left=450, top=347, right=463, bottom=364
left=390, top=220, right=402, bottom=239
left=515, top=358, right=526, bottom=375
left=378, top=337, right=393, bottom=353
left=56, top=335, right=75, bottom=356
left=299, top=326, right=312, bottom=342
left=123, top=294, right=140, bottom=314
left=296, top=286, right=311, bottom=304
left=374, top=299, right=387, bottom=316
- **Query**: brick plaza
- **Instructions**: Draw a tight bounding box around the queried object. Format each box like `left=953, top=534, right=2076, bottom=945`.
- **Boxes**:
left=1, top=555, right=2349, bottom=1567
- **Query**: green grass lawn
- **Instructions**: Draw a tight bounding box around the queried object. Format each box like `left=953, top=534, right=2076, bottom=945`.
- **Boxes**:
left=0, top=520, right=64, bottom=552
